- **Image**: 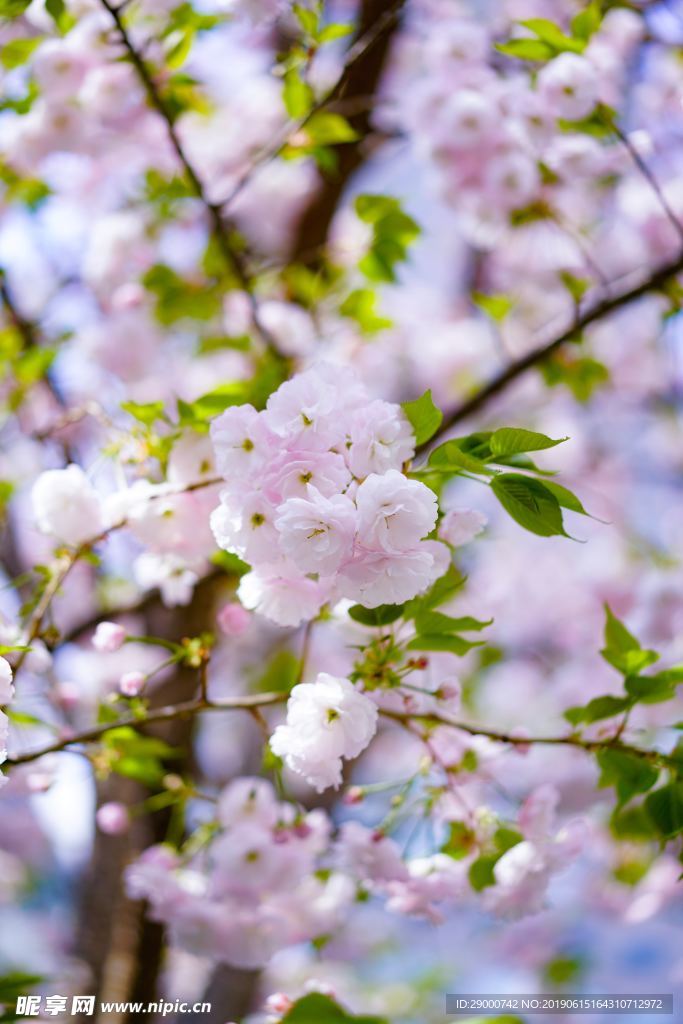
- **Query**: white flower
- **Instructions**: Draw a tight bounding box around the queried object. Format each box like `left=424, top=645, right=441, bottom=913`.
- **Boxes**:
left=346, top=401, right=415, bottom=478
left=270, top=674, right=378, bottom=791
left=134, top=553, right=199, bottom=607
left=439, top=508, right=487, bottom=546
left=355, top=471, right=438, bottom=554
left=31, top=464, right=104, bottom=547
left=238, top=571, right=330, bottom=628
left=538, top=53, right=598, bottom=121
left=0, top=657, right=14, bottom=705
left=275, top=488, right=357, bottom=575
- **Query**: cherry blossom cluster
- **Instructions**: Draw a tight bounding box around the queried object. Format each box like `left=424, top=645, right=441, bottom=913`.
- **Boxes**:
left=210, top=363, right=450, bottom=626
left=125, top=777, right=353, bottom=969
left=395, top=8, right=643, bottom=245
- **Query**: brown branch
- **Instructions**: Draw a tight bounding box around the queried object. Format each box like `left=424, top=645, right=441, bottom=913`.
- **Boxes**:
left=380, top=709, right=673, bottom=769
left=289, top=0, right=406, bottom=263
left=6, top=695, right=670, bottom=770
left=5, top=691, right=286, bottom=767
left=218, top=0, right=406, bottom=218
left=419, top=248, right=683, bottom=452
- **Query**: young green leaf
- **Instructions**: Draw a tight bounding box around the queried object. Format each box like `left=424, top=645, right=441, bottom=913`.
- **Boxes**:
left=348, top=604, right=405, bottom=627
left=282, top=993, right=387, bottom=1024
left=401, top=389, right=443, bottom=447
left=491, top=473, right=568, bottom=537
left=489, top=427, right=567, bottom=458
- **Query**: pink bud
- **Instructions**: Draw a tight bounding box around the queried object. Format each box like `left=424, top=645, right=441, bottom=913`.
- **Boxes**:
left=55, top=681, right=81, bottom=709
left=96, top=801, right=130, bottom=835
left=510, top=726, right=531, bottom=756
left=92, top=622, right=126, bottom=653
left=264, top=994, right=292, bottom=1015
left=343, top=785, right=364, bottom=805
left=110, top=282, right=146, bottom=311
left=216, top=602, right=251, bottom=637
left=119, top=671, right=145, bottom=697
left=26, top=771, right=54, bottom=793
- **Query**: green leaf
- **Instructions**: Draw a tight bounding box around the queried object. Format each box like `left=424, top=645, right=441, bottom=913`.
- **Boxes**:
left=401, top=390, right=443, bottom=447
left=0, top=0, right=32, bottom=16
left=597, top=749, right=659, bottom=805
left=282, top=993, right=387, bottom=1024
left=1, top=36, right=41, bottom=69
left=468, top=854, right=499, bottom=891
left=644, top=783, right=683, bottom=838
left=45, top=0, right=70, bottom=31
left=292, top=2, right=319, bottom=36
left=564, top=694, right=631, bottom=725
left=210, top=550, right=250, bottom=576
left=306, top=111, right=358, bottom=144
left=493, top=826, right=523, bottom=852
left=121, top=400, right=166, bottom=426
left=496, top=37, right=554, bottom=61
left=339, top=288, right=392, bottom=335
left=624, top=674, right=677, bottom=705
left=600, top=606, right=658, bottom=675
left=472, top=291, right=513, bottom=322
left=414, top=610, right=491, bottom=635
left=254, top=649, right=299, bottom=693
left=491, top=473, right=567, bottom=537
left=427, top=439, right=491, bottom=477
left=541, top=480, right=590, bottom=516
left=489, top=427, right=567, bottom=458
left=519, top=17, right=585, bottom=52
left=571, top=2, right=602, bottom=42
left=349, top=604, right=405, bottom=627
left=603, top=605, right=639, bottom=654
left=283, top=68, right=314, bottom=118
left=355, top=194, right=420, bottom=283
left=405, top=566, right=466, bottom=618
left=407, top=633, right=483, bottom=657
left=318, top=22, right=353, bottom=43
left=177, top=381, right=251, bottom=424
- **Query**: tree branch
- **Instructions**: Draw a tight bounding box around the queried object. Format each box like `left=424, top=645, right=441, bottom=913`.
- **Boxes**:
left=5, top=691, right=286, bottom=767
left=6, top=694, right=671, bottom=770
left=97, top=0, right=276, bottom=354
left=420, top=249, right=683, bottom=452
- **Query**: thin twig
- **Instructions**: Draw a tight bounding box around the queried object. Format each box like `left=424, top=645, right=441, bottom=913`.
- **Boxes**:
left=97, top=0, right=277, bottom=354
left=420, top=248, right=683, bottom=451
left=5, top=692, right=286, bottom=767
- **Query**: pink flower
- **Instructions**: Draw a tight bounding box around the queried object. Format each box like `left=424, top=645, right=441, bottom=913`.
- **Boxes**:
left=217, top=602, right=251, bottom=637
left=119, top=671, right=145, bottom=697
left=355, top=471, right=438, bottom=554
left=96, top=802, right=130, bottom=835
left=262, top=450, right=351, bottom=503
left=339, top=541, right=449, bottom=608
left=346, top=400, right=415, bottom=477
left=275, top=488, right=357, bottom=575
left=439, top=507, right=487, bottom=546
left=238, top=571, right=330, bottom=628
left=92, top=621, right=127, bottom=653
left=211, top=405, right=273, bottom=483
